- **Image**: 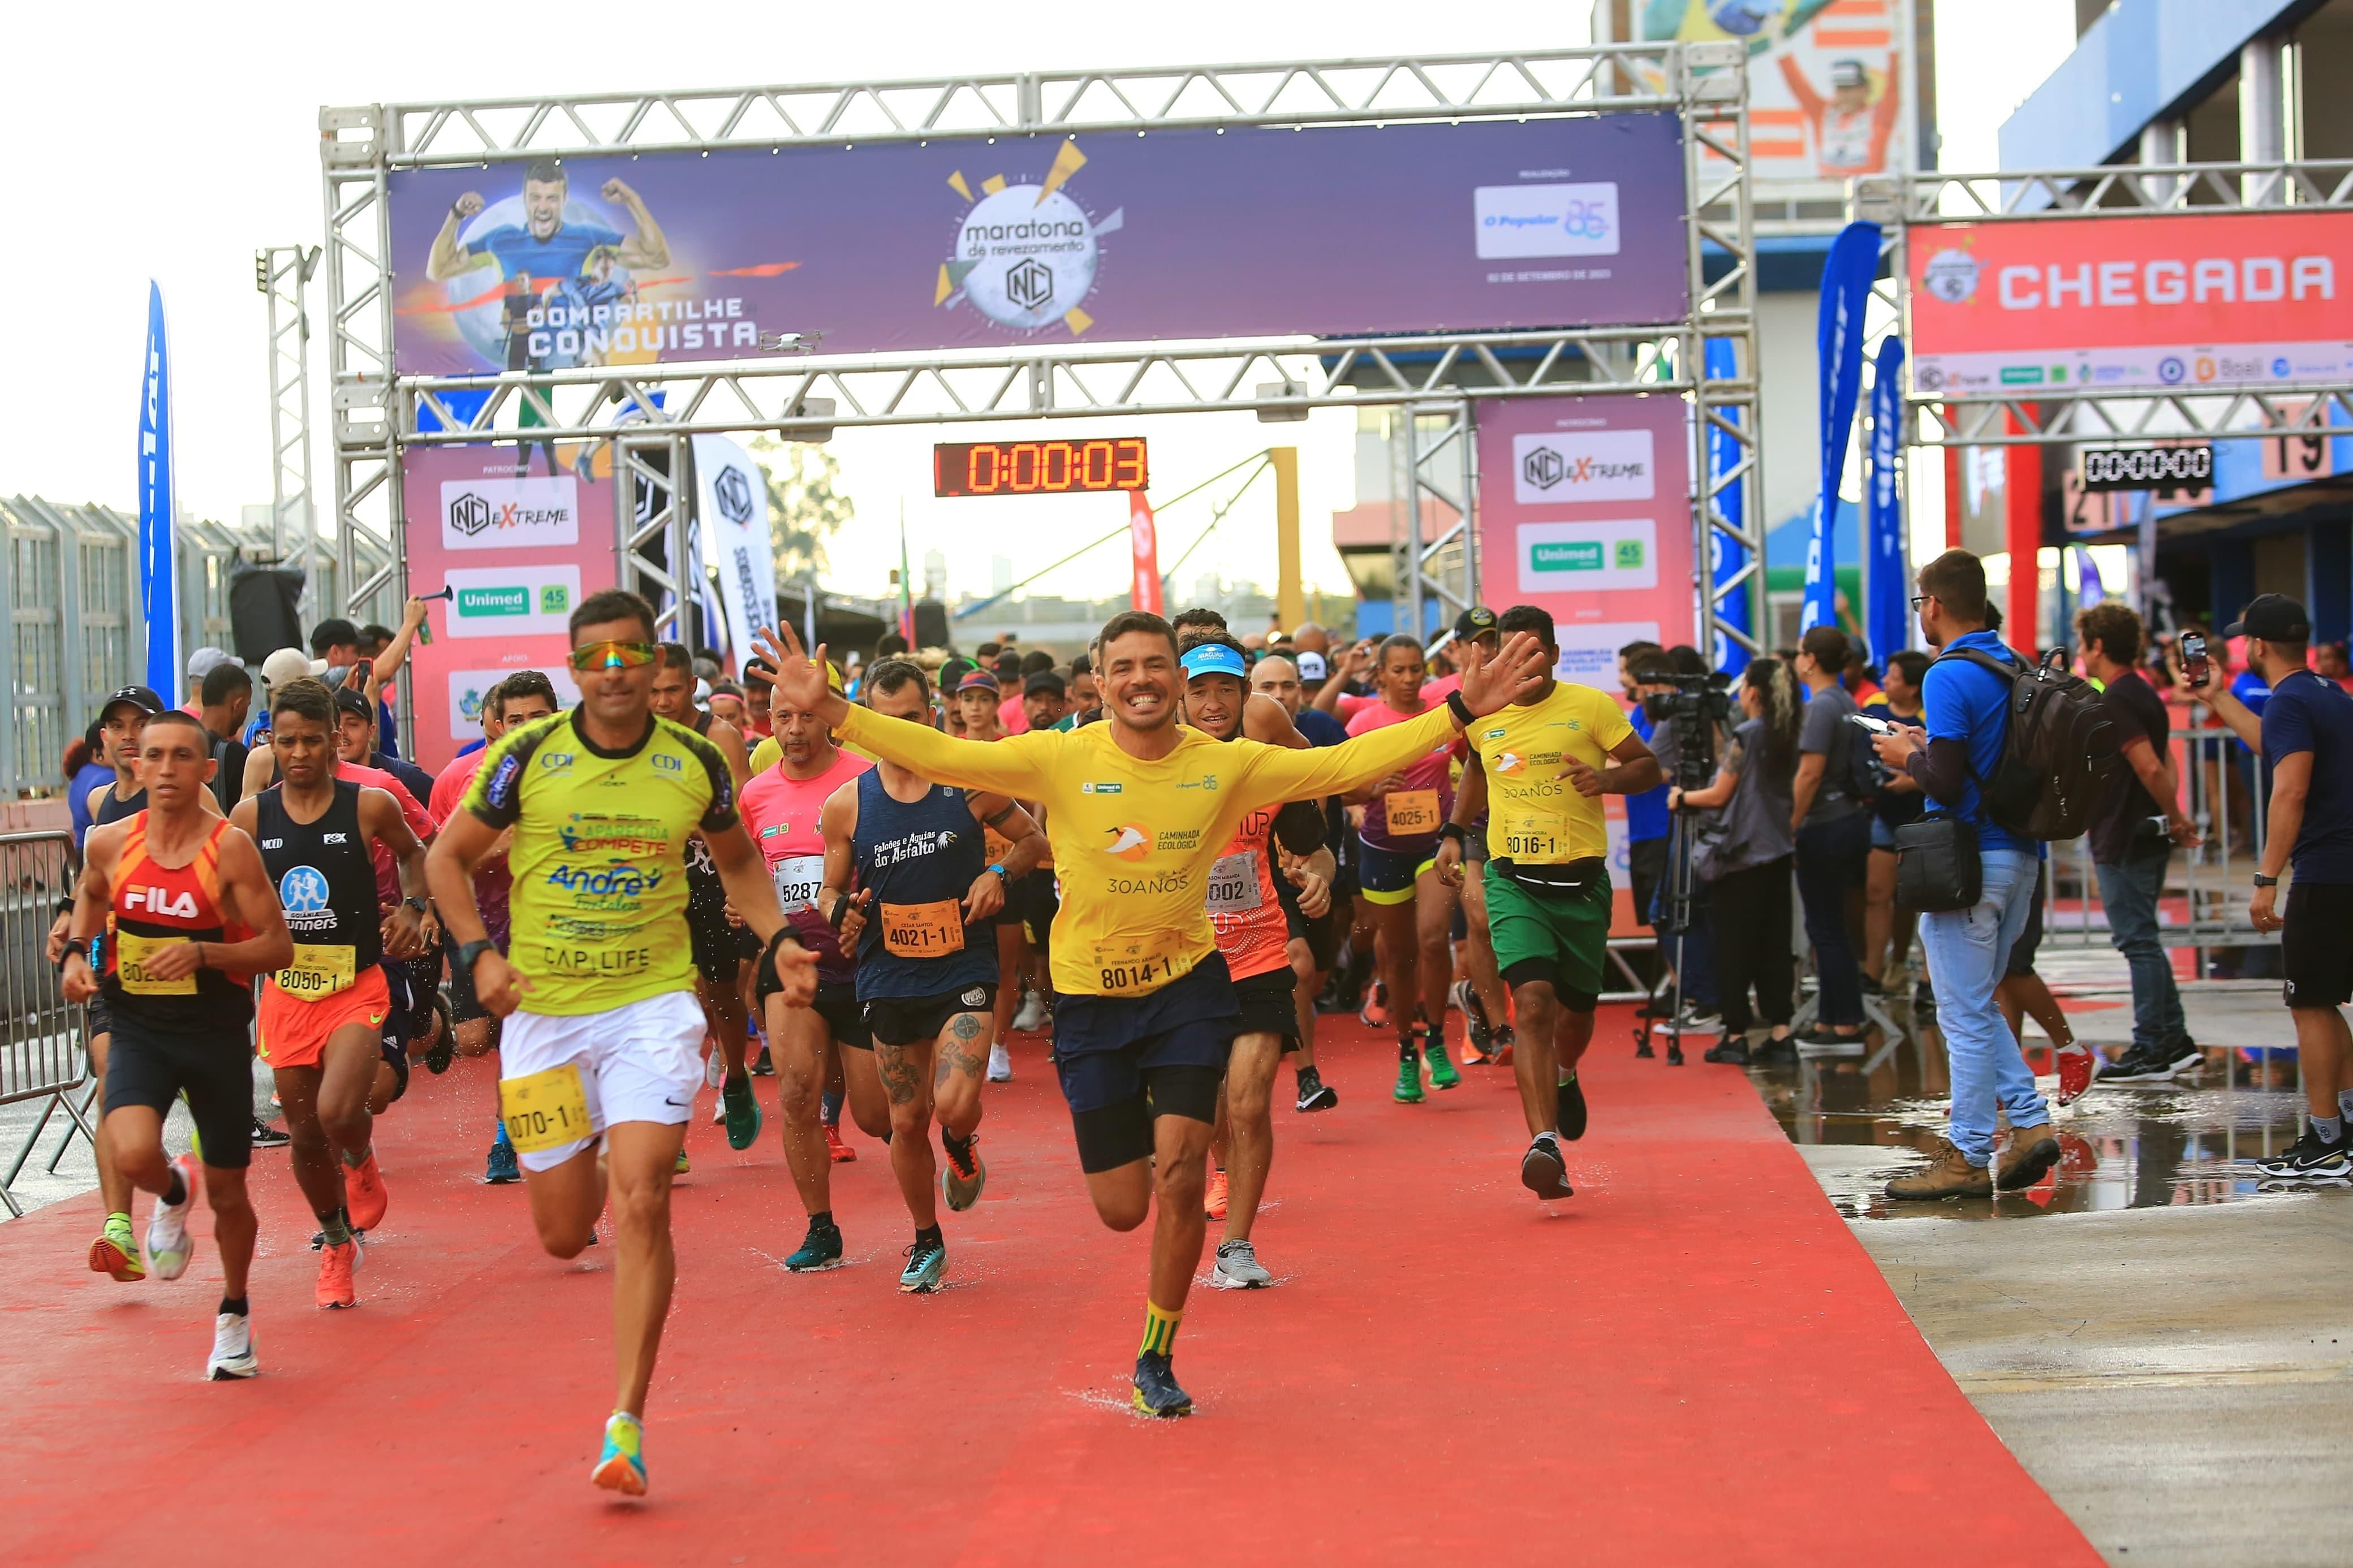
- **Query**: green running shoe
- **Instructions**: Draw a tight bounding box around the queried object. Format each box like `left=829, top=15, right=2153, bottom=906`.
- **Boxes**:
left=721, top=1074, right=762, bottom=1151
left=899, top=1234, right=946, bottom=1293
left=591, top=1411, right=647, bottom=1497
left=1393, top=1048, right=1425, bottom=1104
left=1425, top=1028, right=1462, bottom=1090
left=785, top=1218, right=844, bottom=1272
left=674, top=1144, right=691, bottom=1176
left=89, top=1212, right=143, bottom=1281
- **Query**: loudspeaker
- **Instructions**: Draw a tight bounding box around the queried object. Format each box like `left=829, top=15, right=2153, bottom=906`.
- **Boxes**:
left=913, top=600, right=949, bottom=653
left=229, top=567, right=305, bottom=664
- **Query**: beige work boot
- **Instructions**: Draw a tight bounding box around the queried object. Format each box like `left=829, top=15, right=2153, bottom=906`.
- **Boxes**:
left=1994, top=1121, right=2062, bottom=1191
left=1885, top=1138, right=1993, bottom=1200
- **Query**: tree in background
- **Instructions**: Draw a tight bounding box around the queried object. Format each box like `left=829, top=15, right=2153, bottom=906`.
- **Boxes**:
left=752, top=436, right=854, bottom=579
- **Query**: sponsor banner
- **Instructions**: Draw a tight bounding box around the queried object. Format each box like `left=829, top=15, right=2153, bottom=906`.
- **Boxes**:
left=1703, top=335, right=1751, bottom=673
left=386, top=116, right=1690, bottom=374
left=445, top=666, right=580, bottom=742
left=1808, top=221, right=1879, bottom=636
left=690, top=434, right=778, bottom=668
left=1475, top=392, right=1692, bottom=678
left=1909, top=212, right=2353, bottom=395
left=1865, top=336, right=1910, bottom=664
left=137, top=281, right=179, bottom=701
left=1128, top=493, right=1164, bottom=615
left=401, top=446, right=617, bottom=774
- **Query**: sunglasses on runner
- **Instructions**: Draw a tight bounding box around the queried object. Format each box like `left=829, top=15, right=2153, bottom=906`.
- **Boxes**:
left=568, top=639, right=658, bottom=671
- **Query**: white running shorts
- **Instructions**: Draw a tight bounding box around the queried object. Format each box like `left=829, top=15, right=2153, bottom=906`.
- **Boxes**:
left=499, top=990, right=705, bottom=1172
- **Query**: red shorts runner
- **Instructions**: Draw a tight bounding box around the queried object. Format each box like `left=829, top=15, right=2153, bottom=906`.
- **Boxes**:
left=256, top=964, right=392, bottom=1072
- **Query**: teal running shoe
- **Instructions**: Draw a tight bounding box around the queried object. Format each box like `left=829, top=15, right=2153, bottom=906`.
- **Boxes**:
left=785, top=1218, right=843, bottom=1272
left=721, top=1074, right=762, bottom=1151
left=899, top=1234, right=946, bottom=1293
left=484, top=1129, right=520, bottom=1185
left=591, top=1411, right=647, bottom=1497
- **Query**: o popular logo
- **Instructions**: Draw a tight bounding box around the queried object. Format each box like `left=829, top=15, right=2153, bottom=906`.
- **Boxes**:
left=1103, top=823, right=1151, bottom=862
left=279, top=866, right=331, bottom=914
left=936, top=143, right=1124, bottom=336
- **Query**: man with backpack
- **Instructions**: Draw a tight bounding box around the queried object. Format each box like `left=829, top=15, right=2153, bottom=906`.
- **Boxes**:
left=1869, top=550, right=2072, bottom=1199
left=1790, top=625, right=1872, bottom=1051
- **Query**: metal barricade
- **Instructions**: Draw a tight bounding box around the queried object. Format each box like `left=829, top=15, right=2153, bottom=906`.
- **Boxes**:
left=0, top=830, right=86, bottom=1218
left=2039, top=723, right=2278, bottom=960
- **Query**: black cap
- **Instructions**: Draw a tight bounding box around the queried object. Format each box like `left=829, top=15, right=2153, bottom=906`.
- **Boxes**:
left=1024, top=671, right=1067, bottom=698
left=98, top=685, right=165, bottom=721
left=1453, top=606, right=1499, bottom=641
left=331, top=685, right=374, bottom=721
left=2223, top=594, right=2311, bottom=643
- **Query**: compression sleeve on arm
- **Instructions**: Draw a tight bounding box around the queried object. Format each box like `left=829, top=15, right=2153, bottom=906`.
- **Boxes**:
left=1235, top=705, right=1458, bottom=810
left=833, top=706, right=1055, bottom=800
left=1906, top=736, right=1973, bottom=806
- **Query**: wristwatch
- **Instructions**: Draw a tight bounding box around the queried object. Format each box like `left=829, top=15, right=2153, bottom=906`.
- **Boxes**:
left=455, top=938, right=498, bottom=977
left=402, top=895, right=430, bottom=914
left=2252, top=872, right=2279, bottom=888
left=987, top=862, right=1009, bottom=883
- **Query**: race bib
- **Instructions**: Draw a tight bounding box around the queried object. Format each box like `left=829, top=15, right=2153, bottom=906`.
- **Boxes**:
left=1498, top=808, right=1567, bottom=862
left=274, top=942, right=357, bottom=999
left=1384, top=788, right=1441, bottom=836
left=881, top=899, right=966, bottom=958
left=114, top=930, right=196, bottom=996
left=983, top=824, right=1014, bottom=866
left=1205, top=852, right=1262, bottom=915
left=770, top=854, right=825, bottom=914
left=499, top=1063, right=592, bottom=1154
left=1085, top=931, right=1198, bottom=994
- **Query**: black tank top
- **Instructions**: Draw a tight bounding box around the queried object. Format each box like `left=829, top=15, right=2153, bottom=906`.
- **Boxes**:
left=253, top=779, right=382, bottom=971
left=94, top=783, right=146, bottom=827
left=850, top=771, right=997, bottom=999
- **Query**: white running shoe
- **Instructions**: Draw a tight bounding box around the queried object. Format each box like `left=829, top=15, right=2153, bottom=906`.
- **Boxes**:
left=1011, top=990, right=1047, bottom=1033
left=146, top=1154, right=201, bottom=1281
left=1210, top=1238, right=1273, bottom=1289
left=704, top=1047, right=726, bottom=1090
left=987, top=1042, right=1013, bottom=1083
left=207, top=1311, right=258, bottom=1380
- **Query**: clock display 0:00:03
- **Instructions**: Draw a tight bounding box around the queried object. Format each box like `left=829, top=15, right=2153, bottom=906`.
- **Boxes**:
left=933, top=438, right=1148, bottom=496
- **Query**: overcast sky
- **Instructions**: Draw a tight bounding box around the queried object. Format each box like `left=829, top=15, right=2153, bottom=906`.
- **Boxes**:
left=2, top=0, right=2075, bottom=607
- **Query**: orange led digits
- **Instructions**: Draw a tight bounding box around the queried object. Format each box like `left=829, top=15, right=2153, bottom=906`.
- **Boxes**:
left=934, top=438, right=1150, bottom=497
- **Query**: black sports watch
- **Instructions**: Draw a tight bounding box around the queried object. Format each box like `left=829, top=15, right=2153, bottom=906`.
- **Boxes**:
left=403, top=895, right=430, bottom=914
left=2252, top=872, right=2280, bottom=888
left=455, top=938, right=498, bottom=977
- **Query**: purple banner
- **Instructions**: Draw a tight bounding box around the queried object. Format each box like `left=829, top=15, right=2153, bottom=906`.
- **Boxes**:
left=387, top=115, right=1688, bottom=375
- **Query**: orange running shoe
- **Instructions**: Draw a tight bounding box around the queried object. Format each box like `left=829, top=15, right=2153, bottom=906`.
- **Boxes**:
left=1359, top=981, right=1390, bottom=1031
left=1490, top=1026, right=1516, bottom=1067
left=824, top=1122, right=856, bottom=1163
left=1204, top=1169, right=1229, bottom=1220
left=315, top=1236, right=363, bottom=1309
left=89, top=1215, right=143, bottom=1281
left=344, top=1151, right=389, bottom=1232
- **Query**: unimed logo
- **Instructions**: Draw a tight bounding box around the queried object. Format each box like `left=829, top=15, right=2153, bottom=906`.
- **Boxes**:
left=457, top=585, right=531, bottom=617
left=440, top=476, right=581, bottom=550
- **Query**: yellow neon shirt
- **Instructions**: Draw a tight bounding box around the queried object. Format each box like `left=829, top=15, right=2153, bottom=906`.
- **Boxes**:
left=833, top=702, right=1461, bottom=997
left=464, top=709, right=739, bottom=1016
left=1464, top=681, right=1634, bottom=864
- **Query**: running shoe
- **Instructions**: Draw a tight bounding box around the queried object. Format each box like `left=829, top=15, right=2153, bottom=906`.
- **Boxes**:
left=1556, top=1074, right=1588, bottom=1142
left=484, top=1131, right=520, bottom=1186
left=704, top=1048, right=727, bottom=1090
left=2254, top=1125, right=2352, bottom=1180
left=824, top=1122, right=856, bottom=1163
left=1520, top=1135, right=1572, bottom=1200
left=1675, top=1007, right=1723, bottom=1033
left=987, top=1041, right=1013, bottom=1083
left=1011, top=990, right=1048, bottom=1033
left=1210, top=1238, right=1272, bottom=1290
left=674, top=1146, right=691, bottom=1176
left=1490, top=1026, right=1516, bottom=1067
left=721, top=1074, right=762, bottom=1151
left=941, top=1130, right=986, bottom=1212
left=899, top=1235, right=946, bottom=1293
left=1393, top=1049, right=1424, bottom=1104
left=1359, top=981, right=1390, bottom=1031
left=1454, top=979, right=1496, bottom=1055
left=1204, top=1169, right=1229, bottom=1220
left=2107, top=1038, right=2202, bottom=1084
left=2054, top=1041, right=2099, bottom=1106
left=592, top=1411, right=647, bottom=1497
left=206, top=1311, right=258, bottom=1381
left=1702, top=1039, right=1751, bottom=1065
left=785, top=1218, right=844, bottom=1272
left=146, top=1154, right=200, bottom=1281
left=751, top=1044, right=775, bottom=1077
left=1294, top=1066, right=1338, bottom=1113
left=89, top=1213, right=143, bottom=1282
left=1425, top=1029, right=1462, bottom=1090
left=250, top=1118, right=290, bottom=1149
left=315, top=1236, right=363, bottom=1310
left=344, top=1151, right=389, bottom=1232
left=423, top=994, right=456, bottom=1075
left=1131, top=1351, right=1193, bottom=1418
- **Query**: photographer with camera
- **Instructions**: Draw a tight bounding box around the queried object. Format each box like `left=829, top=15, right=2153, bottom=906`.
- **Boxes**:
left=1671, top=659, right=1802, bottom=1064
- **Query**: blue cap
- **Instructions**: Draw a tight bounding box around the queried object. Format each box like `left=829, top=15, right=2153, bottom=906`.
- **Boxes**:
left=1180, top=643, right=1249, bottom=683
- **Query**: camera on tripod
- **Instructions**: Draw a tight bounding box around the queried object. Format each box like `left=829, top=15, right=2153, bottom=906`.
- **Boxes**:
left=1642, top=672, right=1734, bottom=789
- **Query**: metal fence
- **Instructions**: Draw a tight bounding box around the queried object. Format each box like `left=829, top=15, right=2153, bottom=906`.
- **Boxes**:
left=1, top=495, right=398, bottom=797
left=0, top=830, right=84, bottom=1218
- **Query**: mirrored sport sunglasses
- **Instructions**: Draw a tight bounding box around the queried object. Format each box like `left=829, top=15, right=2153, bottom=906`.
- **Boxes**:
left=568, top=639, right=658, bottom=671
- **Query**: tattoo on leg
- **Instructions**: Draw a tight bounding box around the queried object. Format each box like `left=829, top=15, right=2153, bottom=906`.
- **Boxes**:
left=938, top=1013, right=988, bottom=1079
left=876, top=1046, right=923, bottom=1107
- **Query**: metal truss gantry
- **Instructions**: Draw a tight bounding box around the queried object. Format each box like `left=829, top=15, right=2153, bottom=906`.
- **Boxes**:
left=255, top=244, right=321, bottom=613
left=320, top=43, right=1764, bottom=662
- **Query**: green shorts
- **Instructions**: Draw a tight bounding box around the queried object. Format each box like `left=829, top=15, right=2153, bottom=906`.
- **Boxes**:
left=1483, top=865, right=1610, bottom=1012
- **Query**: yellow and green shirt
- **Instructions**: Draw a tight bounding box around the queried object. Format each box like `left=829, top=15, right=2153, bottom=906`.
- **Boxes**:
left=463, top=708, right=739, bottom=1016
left=1464, top=681, right=1633, bottom=865
left=832, top=703, right=1461, bottom=997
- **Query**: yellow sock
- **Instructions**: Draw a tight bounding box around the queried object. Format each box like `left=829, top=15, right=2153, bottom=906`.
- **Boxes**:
left=1139, top=1300, right=1182, bottom=1358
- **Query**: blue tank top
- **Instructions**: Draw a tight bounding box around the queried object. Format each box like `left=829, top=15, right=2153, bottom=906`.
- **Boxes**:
left=850, top=770, right=998, bottom=1000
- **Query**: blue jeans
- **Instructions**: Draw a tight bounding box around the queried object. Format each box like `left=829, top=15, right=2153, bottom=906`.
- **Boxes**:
left=2095, top=847, right=2186, bottom=1053
left=1916, top=849, right=2049, bottom=1165
left=1795, top=811, right=1871, bottom=1028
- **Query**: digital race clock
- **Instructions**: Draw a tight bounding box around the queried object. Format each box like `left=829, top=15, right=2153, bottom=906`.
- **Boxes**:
left=933, top=438, right=1149, bottom=497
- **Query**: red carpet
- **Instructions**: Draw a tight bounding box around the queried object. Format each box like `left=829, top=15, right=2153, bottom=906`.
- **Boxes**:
left=1, top=1007, right=2097, bottom=1566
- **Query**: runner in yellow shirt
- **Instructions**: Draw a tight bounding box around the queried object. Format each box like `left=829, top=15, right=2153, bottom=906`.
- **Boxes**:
left=755, top=611, right=1549, bottom=1418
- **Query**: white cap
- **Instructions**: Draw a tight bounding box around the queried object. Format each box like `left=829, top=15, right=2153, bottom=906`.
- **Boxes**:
left=1295, top=651, right=1329, bottom=681
left=261, top=647, right=326, bottom=688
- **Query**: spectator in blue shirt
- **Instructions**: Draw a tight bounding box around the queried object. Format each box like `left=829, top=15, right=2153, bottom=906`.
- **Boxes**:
left=64, top=722, right=113, bottom=850
left=2187, top=594, right=2353, bottom=1179
left=1870, top=549, right=2057, bottom=1200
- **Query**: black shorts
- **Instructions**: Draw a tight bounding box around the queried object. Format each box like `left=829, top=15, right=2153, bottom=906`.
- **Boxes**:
left=1018, top=874, right=1061, bottom=953
left=1053, top=954, right=1238, bottom=1173
left=815, top=979, right=873, bottom=1049
left=688, top=901, right=759, bottom=984
left=1282, top=897, right=1344, bottom=973
left=85, top=994, right=114, bottom=1044
left=1628, top=835, right=1669, bottom=930
left=2005, top=874, right=2047, bottom=978
left=863, top=983, right=996, bottom=1048
left=2283, top=880, right=2353, bottom=1009
left=104, top=1016, right=253, bottom=1171
left=1232, top=966, right=1300, bottom=1053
